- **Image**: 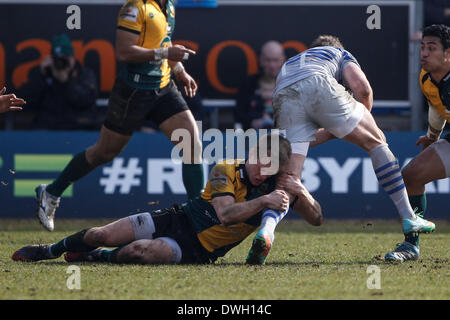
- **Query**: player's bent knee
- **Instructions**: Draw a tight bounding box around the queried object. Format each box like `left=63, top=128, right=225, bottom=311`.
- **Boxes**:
left=85, top=227, right=109, bottom=246
left=129, top=239, right=180, bottom=264
left=126, top=241, right=147, bottom=261
left=363, top=138, right=386, bottom=153
left=401, top=165, right=413, bottom=183
left=402, top=162, right=421, bottom=186
left=142, top=238, right=181, bottom=264
left=156, top=237, right=182, bottom=263
left=86, top=146, right=120, bottom=166
left=95, top=151, right=120, bottom=165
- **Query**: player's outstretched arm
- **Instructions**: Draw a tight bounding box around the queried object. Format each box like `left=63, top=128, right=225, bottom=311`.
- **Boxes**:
left=115, top=29, right=195, bottom=63
left=0, top=87, right=26, bottom=114
left=277, top=173, right=322, bottom=226
left=213, top=191, right=289, bottom=226
left=417, top=104, right=447, bottom=150
left=168, top=60, right=198, bottom=98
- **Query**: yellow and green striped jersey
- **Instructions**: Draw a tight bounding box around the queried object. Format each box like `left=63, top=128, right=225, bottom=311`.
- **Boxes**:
left=419, top=68, right=450, bottom=122
left=117, top=0, right=175, bottom=90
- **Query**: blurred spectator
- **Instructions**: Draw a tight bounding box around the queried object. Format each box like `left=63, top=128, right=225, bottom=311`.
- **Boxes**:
left=250, top=75, right=275, bottom=129
left=21, top=34, right=99, bottom=130
left=0, top=87, right=25, bottom=114
left=425, top=0, right=450, bottom=26
left=235, top=40, right=285, bottom=130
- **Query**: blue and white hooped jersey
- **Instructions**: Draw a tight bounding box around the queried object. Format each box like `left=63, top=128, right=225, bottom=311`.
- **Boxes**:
left=275, top=46, right=360, bottom=95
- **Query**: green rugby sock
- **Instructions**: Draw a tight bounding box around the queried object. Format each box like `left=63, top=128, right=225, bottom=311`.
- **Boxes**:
left=404, top=194, right=427, bottom=247
left=46, top=151, right=95, bottom=197
left=98, top=247, right=123, bottom=263
left=182, top=163, right=204, bottom=200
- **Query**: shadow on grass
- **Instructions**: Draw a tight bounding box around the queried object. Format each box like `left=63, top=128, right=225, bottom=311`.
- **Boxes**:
left=10, top=260, right=131, bottom=268
left=216, top=260, right=387, bottom=267
left=280, top=219, right=450, bottom=234
left=11, top=259, right=388, bottom=268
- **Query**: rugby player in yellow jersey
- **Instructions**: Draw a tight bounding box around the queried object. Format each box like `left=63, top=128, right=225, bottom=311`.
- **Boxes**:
left=385, top=24, right=450, bottom=262
left=35, top=0, right=204, bottom=232
left=13, top=134, right=322, bottom=264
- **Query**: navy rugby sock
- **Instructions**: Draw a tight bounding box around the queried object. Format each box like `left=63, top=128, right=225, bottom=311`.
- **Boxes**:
left=48, top=229, right=97, bottom=257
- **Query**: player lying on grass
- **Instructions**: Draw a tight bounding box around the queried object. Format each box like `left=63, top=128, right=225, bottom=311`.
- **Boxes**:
left=12, top=133, right=322, bottom=265
left=385, top=24, right=450, bottom=263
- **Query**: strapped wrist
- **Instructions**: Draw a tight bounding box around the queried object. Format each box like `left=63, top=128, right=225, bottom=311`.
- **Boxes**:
left=154, top=48, right=169, bottom=60
left=172, top=62, right=185, bottom=75
left=426, top=127, right=441, bottom=141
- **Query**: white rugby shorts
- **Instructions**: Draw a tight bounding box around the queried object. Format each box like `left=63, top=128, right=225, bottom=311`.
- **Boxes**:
left=431, top=138, right=450, bottom=177
left=273, top=75, right=365, bottom=143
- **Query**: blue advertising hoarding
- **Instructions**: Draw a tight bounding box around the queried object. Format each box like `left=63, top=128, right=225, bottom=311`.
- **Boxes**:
left=0, top=131, right=448, bottom=219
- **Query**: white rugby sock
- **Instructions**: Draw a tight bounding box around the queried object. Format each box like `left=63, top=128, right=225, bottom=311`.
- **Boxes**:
left=259, top=208, right=289, bottom=242
left=369, top=144, right=416, bottom=219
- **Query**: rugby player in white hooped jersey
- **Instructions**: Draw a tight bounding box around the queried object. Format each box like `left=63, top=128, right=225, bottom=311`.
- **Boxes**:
left=245, top=35, right=437, bottom=265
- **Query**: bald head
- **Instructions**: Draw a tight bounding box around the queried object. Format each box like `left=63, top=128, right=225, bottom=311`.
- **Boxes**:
left=260, top=41, right=285, bottom=78
left=261, top=41, right=284, bottom=57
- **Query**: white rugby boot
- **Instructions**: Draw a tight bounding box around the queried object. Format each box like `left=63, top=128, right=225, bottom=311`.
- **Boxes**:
left=35, top=184, right=60, bottom=231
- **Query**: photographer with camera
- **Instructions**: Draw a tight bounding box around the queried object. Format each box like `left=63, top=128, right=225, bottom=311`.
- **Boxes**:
left=21, top=34, right=98, bottom=130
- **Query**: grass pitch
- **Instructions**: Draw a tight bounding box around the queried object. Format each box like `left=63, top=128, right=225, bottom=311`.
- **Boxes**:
left=0, top=219, right=449, bottom=300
